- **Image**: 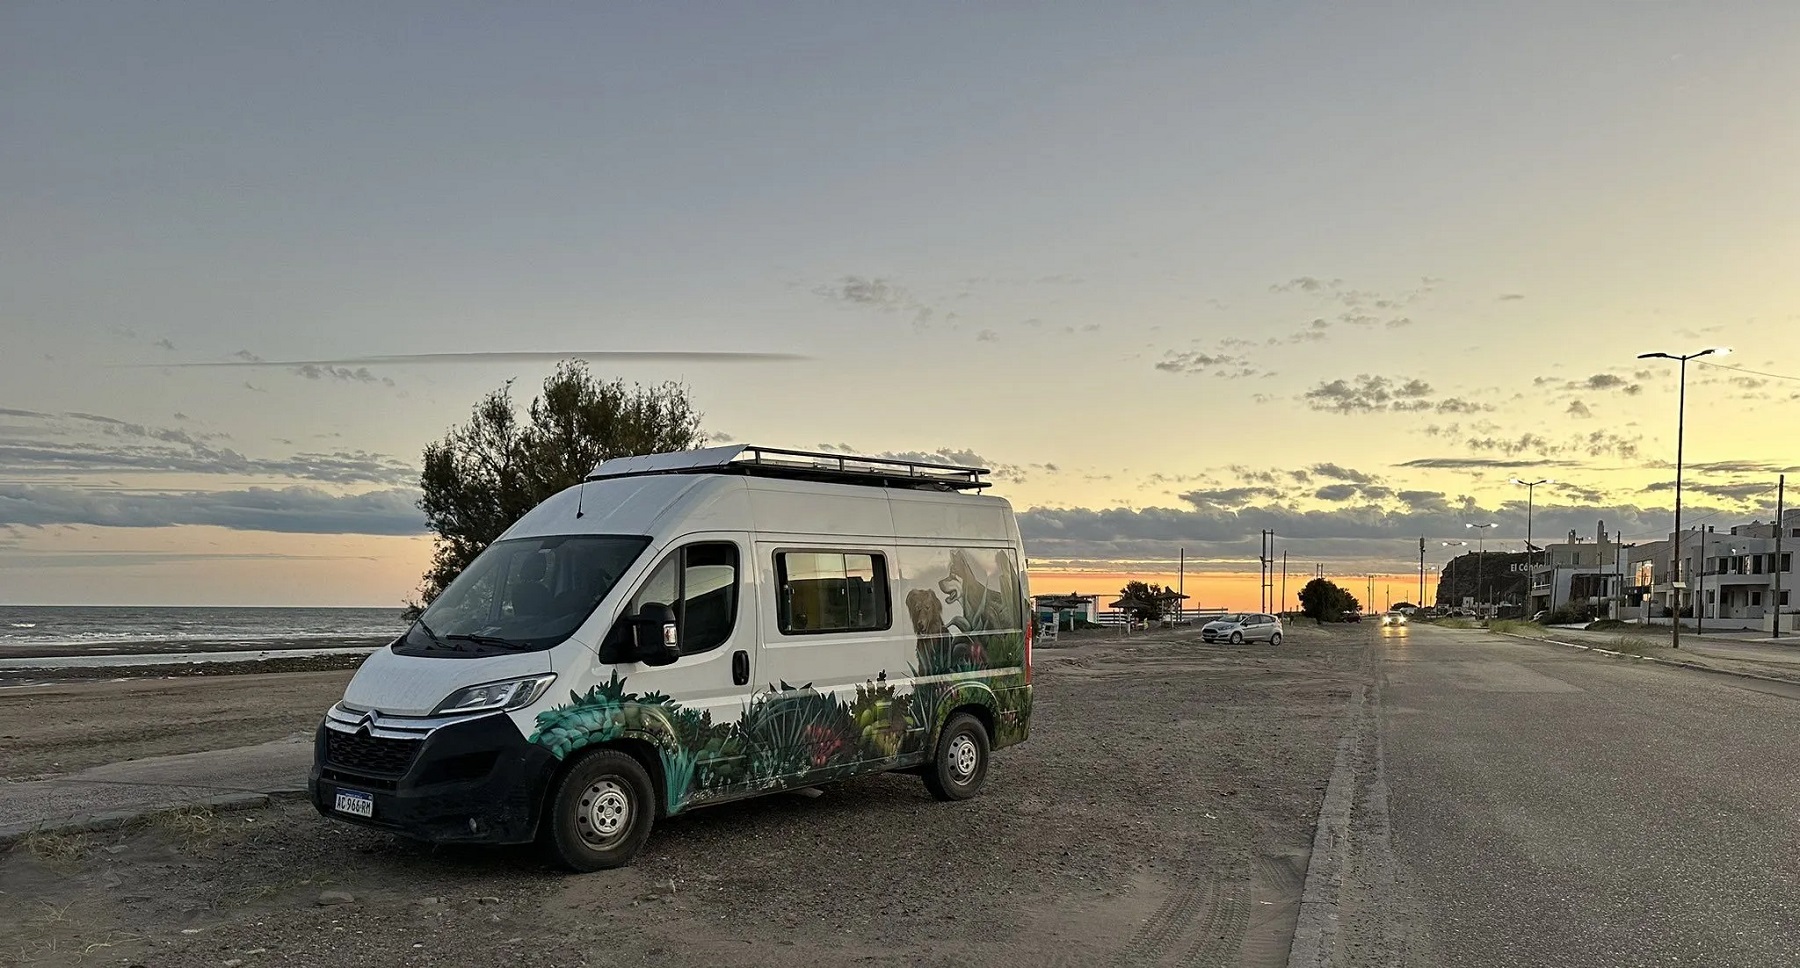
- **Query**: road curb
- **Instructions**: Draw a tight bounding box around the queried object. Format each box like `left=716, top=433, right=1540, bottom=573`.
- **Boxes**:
left=0, top=791, right=275, bottom=849
left=1494, top=632, right=1800, bottom=688
left=1286, top=682, right=1369, bottom=968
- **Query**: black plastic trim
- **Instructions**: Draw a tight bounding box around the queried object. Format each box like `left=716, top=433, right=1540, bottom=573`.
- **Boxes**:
left=309, top=712, right=558, bottom=845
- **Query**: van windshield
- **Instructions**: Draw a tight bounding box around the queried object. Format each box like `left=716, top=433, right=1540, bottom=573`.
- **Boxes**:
left=398, top=535, right=649, bottom=657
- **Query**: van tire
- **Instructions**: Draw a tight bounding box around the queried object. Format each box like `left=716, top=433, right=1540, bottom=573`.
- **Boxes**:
left=923, top=712, right=990, bottom=802
left=542, top=750, right=656, bottom=872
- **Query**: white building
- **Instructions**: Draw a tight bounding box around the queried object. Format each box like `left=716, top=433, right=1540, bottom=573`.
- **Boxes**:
left=1527, top=530, right=1632, bottom=617
left=1626, top=509, right=1798, bottom=632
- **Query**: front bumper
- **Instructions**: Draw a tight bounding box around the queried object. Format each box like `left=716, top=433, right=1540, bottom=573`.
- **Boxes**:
left=308, top=709, right=558, bottom=845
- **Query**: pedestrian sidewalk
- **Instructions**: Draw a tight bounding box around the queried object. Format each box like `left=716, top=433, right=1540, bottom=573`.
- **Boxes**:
left=1500, top=624, right=1800, bottom=684
left=0, top=737, right=311, bottom=845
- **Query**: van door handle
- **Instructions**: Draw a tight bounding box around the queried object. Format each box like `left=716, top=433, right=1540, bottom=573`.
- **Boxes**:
left=731, top=650, right=749, bottom=686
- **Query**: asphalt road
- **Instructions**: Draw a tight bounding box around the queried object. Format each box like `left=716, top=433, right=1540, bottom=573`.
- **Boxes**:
left=1341, top=622, right=1800, bottom=967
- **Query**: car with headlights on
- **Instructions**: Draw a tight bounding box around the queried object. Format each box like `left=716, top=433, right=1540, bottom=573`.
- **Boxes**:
left=1379, top=610, right=1408, bottom=627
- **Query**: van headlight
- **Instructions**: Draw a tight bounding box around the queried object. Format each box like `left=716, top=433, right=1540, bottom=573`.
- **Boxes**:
left=432, top=674, right=557, bottom=715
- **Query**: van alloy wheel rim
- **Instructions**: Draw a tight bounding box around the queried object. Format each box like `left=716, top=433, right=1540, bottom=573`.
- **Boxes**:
left=578, top=778, right=631, bottom=847
left=948, top=734, right=979, bottom=781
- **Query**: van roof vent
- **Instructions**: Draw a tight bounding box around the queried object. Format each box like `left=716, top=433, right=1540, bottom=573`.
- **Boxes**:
left=586, top=445, right=991, bottom=491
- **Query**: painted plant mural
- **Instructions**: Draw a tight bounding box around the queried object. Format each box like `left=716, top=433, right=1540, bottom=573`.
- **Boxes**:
left=528, top=546, right=1032, bottom=813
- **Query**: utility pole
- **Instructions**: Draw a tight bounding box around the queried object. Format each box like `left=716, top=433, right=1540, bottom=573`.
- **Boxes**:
left=1698, top=527, right=1707, bottom=637
left=1775, top=475, right=1785, bottom=639
left=1597, top=520, right=1606, bottom=618
left=1418, top=534, right=1426, bottom=609
left=1178, top=548, right=1185, bottom=624
left=1281, top=551, right=1289, bottom=617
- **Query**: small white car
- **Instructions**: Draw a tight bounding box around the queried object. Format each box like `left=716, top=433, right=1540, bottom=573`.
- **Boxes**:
left=1201, top=613, right=1283, bottom=646
left=1380, top=610, right=1408, bottom=627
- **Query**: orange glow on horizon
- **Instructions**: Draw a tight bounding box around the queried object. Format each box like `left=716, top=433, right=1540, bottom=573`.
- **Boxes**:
left=1025, top=568, right=1438, bottom=612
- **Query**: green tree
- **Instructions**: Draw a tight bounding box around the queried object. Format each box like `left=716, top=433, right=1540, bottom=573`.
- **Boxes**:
left=414, top=361, right=705, bottom=605
left=1116, top=580, right=1172, bottom=621
left=1298, top=578, right=1360, bottom=623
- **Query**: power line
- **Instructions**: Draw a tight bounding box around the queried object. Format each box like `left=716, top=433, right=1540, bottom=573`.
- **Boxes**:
left=1613, top=482, right=1784, bottom=540
left=1694, top=360, right=1800, bottom=384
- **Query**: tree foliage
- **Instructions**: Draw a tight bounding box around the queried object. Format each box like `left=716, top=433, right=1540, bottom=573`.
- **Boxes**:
left=414, top=361, right=705, bottom=605
left=1298, top=578, right=1360, bottom=622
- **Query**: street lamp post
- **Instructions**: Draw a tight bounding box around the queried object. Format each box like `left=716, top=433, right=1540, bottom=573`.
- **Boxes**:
left=1443, top=540, right=1469, bottom=609
left=1638, top=346, right=1731, bottom=649
left=1511, top=478, right=1553, bottom=615
left=1468, top=522, right=1496, bottom=615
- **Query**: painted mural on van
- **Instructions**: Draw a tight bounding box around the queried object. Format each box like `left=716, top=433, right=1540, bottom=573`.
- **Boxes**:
left=527, top=545, right=1031, bottom=813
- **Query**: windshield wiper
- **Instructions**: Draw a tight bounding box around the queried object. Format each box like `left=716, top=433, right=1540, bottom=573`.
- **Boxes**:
left=413, top=618, right=465, bottom=652
left=444, top=632, right=531, bottom=652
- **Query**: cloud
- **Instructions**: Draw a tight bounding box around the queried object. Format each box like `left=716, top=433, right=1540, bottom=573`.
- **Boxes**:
left=1016, top=498, right=1689, bottom=577
left=156, top=350, right=807, bottom=368
left=1178, top=486, right=1288, bottom=507
left=1582, top=374, right=1637, bottom=392
left=1567, top=400, right=1593, bottom=419
left=294, top=364, right=395, bottom=387
left=154, top=338, right=177, bottom=351
left=1497, top=294, right=1526, bottom=301
left=0, top=550, right=382, bottom=570
left=1155, top=351, right=1260, bottom=378
left=0, top=485, right=425, bottom=535
left=975, top=329, right=999, bottom=342
left=1396, top=457, right=1579, bottom=469
left=815, top=444, right=1028, bottom=483
left=1310, top=463, right=1377, bottom=484
left=1314, top=484, right=1361, bottom=501
left=1301, top=375, right=1482, bottom=414
left=0, top=409, right=416, bottom=485
left=812, top=276, right=936, bottom=327
left=1640, top=480, right=1774, bottom=502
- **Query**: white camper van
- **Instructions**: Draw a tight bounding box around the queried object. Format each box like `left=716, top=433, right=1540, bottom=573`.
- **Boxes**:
left=309, top=445, right=1034, bottom=870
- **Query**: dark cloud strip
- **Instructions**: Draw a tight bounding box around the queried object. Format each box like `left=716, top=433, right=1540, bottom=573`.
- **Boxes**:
left=134, top=351, right=809, bottom=368
left=0, top=485, right=425, bottom=535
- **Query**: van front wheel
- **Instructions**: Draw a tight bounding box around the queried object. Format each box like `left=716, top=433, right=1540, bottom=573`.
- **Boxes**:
left=923, top=712, right=991, bottom=802
left=543, top=750, right=656, bottom=872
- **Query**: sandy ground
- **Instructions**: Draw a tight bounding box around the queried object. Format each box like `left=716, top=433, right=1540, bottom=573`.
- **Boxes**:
left=0, top=672, right=354, bottom=779
left=0, top=623, right=1366, bottom=968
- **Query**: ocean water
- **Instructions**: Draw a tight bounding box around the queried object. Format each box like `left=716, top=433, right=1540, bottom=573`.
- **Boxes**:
left=0, top=605, right=408, bottom=650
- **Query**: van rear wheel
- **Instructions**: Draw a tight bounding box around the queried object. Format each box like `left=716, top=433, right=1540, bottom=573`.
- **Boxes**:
left=923, top=712, right=990, bottom=802
left=543, top=750, right=655, bottom=872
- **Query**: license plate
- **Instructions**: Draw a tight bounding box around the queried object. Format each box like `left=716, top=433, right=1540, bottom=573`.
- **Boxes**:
left=334, top=790, right=374, bottom=818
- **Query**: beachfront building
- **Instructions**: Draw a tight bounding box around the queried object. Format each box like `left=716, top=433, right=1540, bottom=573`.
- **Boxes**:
left=1526, top=530, right=1633, bottom=617
left=1626, top=508, right=1798, bottom=632
left=1033, top=593, right=1100, bottom=630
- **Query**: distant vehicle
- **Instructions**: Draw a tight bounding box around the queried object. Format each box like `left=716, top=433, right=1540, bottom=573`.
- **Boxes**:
left=1343, top=611, right=1363, bottom=623
left=1202, top=613, right=1284, bottom=645
left=1380, top=611, right=1408, bottom=627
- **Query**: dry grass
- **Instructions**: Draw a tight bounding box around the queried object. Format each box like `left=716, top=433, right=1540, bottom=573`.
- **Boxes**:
left=148, top=804, right=218, bottom=840
left=18, top=831, right=90, bottom=871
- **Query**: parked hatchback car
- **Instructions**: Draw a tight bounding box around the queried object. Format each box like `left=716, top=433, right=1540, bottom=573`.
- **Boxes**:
left=1201, top=613, right=1284, bottom=645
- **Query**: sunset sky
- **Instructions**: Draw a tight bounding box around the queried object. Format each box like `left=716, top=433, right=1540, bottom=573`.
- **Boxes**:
left=4, top=3, right=1798, bottom=608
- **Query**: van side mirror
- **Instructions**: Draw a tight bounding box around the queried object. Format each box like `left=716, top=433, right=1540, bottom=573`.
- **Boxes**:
left=631, top=602, right=681, bottom=666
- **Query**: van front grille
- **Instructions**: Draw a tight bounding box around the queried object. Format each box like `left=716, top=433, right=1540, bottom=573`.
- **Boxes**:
left=324, top=729, right=421, bottom=777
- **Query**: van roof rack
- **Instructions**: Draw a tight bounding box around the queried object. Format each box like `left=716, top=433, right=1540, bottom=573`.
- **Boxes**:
left=586, top=445, right=991, bottom=491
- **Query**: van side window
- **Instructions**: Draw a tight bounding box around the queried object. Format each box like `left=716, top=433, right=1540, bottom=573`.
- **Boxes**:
left=776, top=551, right=891, bottom=634
left=621, top=542, right=740, bottom=656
